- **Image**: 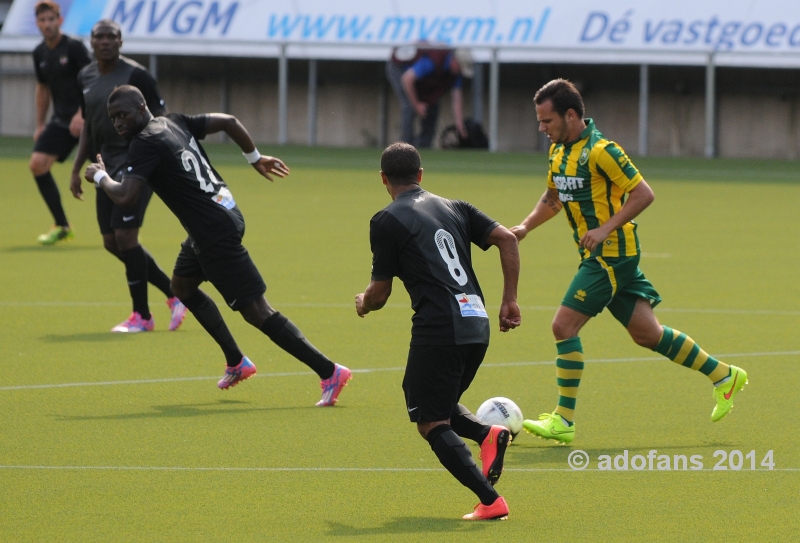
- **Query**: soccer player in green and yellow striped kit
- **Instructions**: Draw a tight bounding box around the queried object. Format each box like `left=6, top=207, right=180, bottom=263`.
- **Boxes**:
left=511, top=79, right=748, bottom=444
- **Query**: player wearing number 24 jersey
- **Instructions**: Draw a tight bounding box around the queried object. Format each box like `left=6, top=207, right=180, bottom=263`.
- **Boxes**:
left=356, top=142, right=521, bottom=520
left=85, top=85, right=351, bottom=404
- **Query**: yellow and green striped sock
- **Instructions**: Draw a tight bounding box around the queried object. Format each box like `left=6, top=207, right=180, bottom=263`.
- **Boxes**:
left=654, top=326, right=729, bottom=383
left=554, top=337, right=584, bottom=424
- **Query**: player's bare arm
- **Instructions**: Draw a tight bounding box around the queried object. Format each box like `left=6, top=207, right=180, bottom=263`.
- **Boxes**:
left=486, top=225, right=521, bottom=332
left=84, top=154, right=145, bottom=208
left=34, top=83, right=51, bottom=141
left=355, top=279, right=393, bottom=317
left=69, top=119, right=91, bottom=200
left=579, top=180, right=655, bottom=252
left=205, top=114, right=289, bottom=181
left=68, top=110, right=84, bottom=138
left=511, top=186, right=562, bottom=241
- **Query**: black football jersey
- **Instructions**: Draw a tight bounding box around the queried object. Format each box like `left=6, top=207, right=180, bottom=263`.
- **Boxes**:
left=32, top=34, right=91, bottom=126
left=369, top=186, right=498, bottom=345
left=124, top=113, right=244, bottom=250
left=78, top=56, right=165, bottom=177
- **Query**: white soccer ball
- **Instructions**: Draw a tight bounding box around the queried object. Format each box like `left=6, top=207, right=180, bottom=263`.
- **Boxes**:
left=475, top=397, right=524, bottom=438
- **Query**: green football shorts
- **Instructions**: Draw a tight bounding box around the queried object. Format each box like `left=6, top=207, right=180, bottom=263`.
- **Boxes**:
left=561, top=255, right=661, bottom=327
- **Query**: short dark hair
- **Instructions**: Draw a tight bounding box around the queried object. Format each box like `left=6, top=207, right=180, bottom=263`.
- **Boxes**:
left=91, top=19, right=122, bottom=38
left=534, top=79, right=585, bottom=118
left=35, top=1, right=60, bottom=17
left=108, top=85, right=145, bottom=109
left=381, top=142, right=421, bottom=185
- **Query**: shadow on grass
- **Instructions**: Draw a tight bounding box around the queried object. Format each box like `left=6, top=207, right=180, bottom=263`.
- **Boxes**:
left=41, top=333, right=134, bottom=343
left=1, top=245, right=103, bottom=253
left=54, top=399, right=320, bottom=421
left=326, top=517, right=489, bottom=536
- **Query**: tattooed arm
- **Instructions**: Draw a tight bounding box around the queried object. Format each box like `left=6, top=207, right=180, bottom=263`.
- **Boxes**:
left=510, top=187, right=563, bottom=242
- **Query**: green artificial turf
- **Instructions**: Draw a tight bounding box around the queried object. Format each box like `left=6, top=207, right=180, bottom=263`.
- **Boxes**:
left=0, top=137, right=798, bottom=542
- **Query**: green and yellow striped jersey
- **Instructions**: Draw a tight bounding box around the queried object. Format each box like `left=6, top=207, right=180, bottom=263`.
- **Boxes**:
left=546, top=118, right=643, bottom=260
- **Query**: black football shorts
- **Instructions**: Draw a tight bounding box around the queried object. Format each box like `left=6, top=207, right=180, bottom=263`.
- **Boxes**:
left=95, top=174, right=153, bottom=235
left=402, top=343, right=488, bottom=423
left=172, top=233, right=266, bottom=312
left=33, top=122, right=78, bottom=162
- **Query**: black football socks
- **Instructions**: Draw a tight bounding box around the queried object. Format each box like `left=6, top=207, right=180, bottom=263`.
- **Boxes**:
left=259, top=312, right=335, bottom=379
left=119, top=245, right=151, bottom=320
left=425, top=424, right=499, bottom=506
left=34, top=172, right=68, bottom=227
left=181, top=289, right=243, bottom=366
left=450, top=403, right=491, bottom=444
left=142, top=248, right=173, bottom=298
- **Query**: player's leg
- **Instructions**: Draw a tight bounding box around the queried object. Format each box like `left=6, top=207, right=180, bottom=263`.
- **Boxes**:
left=109, top=185, right=184, bottom=332
left=624, top=297, right=747, bottom=421
left=112, top=225, right=155, bottom=331
left=405, top=345, right=507, bottom=520
left=129, top=184, right=180, bottom=304
left=195, top=235, right=348, bottom=398
left=30, top=124, right=76, bottom=244
left=523, top=259, right=610, bottom=443
left=449, top=344, right=511, bottom=487
left=241, top=297, right=350, bottom=406
left=522, top=305, right=589, bottom=440
left=171, top=241, right=250, bottom=388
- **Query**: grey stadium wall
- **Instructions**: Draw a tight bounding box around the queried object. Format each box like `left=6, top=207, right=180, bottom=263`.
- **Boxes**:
left=1, top=53, right=799, bottom=158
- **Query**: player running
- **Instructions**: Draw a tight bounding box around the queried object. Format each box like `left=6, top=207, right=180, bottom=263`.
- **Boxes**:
left=29, top=1, right=91, bottom=245
left=356, top=142, right=520, bottom=520
left=70, top=19, right=185, bottom=333
left=84, top=85, right=350, bottom=404
left=511, top=79, right=748, bottom=444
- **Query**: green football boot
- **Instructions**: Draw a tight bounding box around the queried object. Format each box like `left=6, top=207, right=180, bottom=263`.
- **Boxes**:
left=522, top=411, right=575, bottom=444
left=712, top=365, right=748, bottom=422
left=37, top=226, right=74, bottom=246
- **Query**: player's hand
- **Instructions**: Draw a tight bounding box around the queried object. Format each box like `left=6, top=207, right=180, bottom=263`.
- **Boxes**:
left=70, top=170, right=84, bottom=200
left=33, top=125, right=45, bottom=142
left=499, top=300, right=521, bottom=332
left=69, top=115, right=84, bottom=138
left=414, top=102, right=428, bottom=118
left=509, top=225, right=528, bottom=241
left=253, top=156, right=290, bottom=182
left=579, top=226, right=611, bottom=253
left=355, top=293, right=369, bottom=317
left=84, top=154, right=106, bottom=183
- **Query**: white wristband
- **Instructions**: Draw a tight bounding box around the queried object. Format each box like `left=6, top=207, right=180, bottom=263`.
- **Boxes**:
left=93, top=170, right=109, bottom=186
left=243, top=149, right=261, bottom=164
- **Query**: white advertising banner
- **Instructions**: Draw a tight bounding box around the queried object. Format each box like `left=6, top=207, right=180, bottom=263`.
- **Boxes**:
left=2, top=0, right=800, bottom=66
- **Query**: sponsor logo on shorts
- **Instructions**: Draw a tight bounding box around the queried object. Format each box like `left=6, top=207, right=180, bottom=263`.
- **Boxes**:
left=574, top=289, right=587, bottom=302
left=122, top=215, right=135, bottom=222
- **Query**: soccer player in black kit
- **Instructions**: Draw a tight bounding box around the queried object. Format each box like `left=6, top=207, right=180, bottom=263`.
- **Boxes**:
left=355, top=142, right=521, bottom=520
left=30, top=1, right=90, bottom=245
left=70, top=19, right=185, bottom=334
left=84, top=85, right=351, bottom=404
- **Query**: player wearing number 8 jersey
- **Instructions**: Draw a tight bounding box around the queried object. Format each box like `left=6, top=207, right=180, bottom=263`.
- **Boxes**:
left=511, top=79, right=748, bottom=444
left=84, top=85, right=351, bottom=404
left=356, top=142, right=521, bottom=520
